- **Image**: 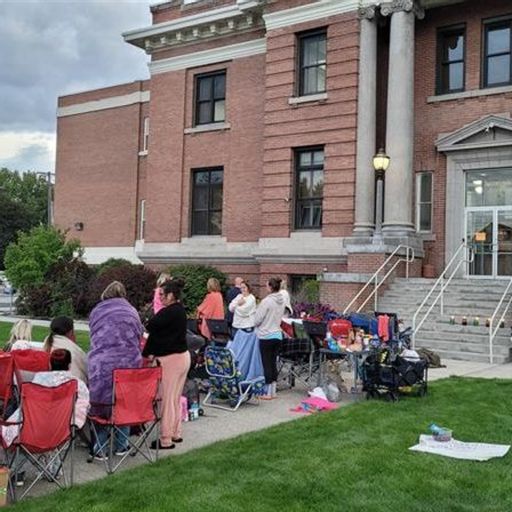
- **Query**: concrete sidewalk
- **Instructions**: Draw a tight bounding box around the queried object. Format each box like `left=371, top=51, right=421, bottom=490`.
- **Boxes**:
left=0, top=314, right=90, bottom=331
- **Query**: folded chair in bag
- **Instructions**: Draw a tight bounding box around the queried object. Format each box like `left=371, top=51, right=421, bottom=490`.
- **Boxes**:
left=0, top=353, right=15, bottom=419
left=203, top=346, right=265, bottom=412
left=88, top=367, right=162, bottom=474
left=3, top=380, right=78, bottom=502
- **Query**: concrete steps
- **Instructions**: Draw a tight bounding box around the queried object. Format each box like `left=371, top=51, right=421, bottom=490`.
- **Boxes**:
left=375, top=277, right=512, bottom=364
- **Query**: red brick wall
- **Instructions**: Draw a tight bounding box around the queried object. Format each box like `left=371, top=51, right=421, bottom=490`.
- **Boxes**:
left=415, top=0, right=512, bottom=273
left=262, top=12, right=359, bottom=239
left=55, top=104, right=142, bottom=246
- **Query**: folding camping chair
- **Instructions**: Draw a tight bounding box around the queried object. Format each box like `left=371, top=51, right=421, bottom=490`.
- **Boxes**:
left=11, top=350, right=50, bottom=379
left=206, top=319, right=231, bottom=346
left=88, top=367, right=162, bottom=474
left=0, top=353, right=15, bottom=419
left=3, top=379, right=78, bottom=502
left=278, top=322, right=317, bottom=389
left=203, top=346, right=265, bottom=412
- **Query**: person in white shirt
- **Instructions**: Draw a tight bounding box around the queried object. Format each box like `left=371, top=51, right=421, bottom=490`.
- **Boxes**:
left=228, top=281, right=257, bottom=331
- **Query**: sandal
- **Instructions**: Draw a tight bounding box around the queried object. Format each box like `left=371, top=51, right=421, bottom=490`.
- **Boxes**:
left=150, top=440, right=175, bottom=450
left=172, top=437, right=183, bottom=443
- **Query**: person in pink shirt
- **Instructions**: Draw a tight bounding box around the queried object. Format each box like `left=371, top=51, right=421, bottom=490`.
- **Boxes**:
left=197, top=278, right=224, bottom=340
left=153, top=273, right=171, bottom=314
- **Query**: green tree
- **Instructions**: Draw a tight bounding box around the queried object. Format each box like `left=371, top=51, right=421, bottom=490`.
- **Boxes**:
left=4, top=226, right=82, bottom=290
left=0, top=189, right=33, bottom=269
left=0, top=168, right=49, bottom=225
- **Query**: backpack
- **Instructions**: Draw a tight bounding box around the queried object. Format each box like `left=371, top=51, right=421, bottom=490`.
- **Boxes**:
left=417, top=348, right=444, bottom=368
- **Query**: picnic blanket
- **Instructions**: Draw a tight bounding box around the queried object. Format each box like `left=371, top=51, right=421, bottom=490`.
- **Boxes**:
left=409, top=434, right=510, bottom=461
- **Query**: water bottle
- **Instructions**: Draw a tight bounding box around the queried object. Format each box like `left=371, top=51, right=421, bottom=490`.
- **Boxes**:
left=191, top=401, right=200, bottom=421
left=326, top=330, right=339, bottom=352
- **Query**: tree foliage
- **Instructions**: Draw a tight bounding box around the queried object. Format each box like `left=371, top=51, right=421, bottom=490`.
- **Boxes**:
left=4, top=226, right=82, bottom=290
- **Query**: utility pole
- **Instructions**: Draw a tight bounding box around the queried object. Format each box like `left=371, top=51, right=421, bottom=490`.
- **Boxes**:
left=37, top=171, right=55, bottom=225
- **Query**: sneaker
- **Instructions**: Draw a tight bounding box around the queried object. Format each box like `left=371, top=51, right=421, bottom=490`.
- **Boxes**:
left=93, top=453, right=109, bottom=461
left=13, top=472, right=25, bottom=487
left=114, top=449, right=130, bottom=456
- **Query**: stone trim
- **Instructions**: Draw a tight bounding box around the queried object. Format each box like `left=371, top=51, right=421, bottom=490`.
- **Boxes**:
left=57, top=91, right=150, bottom=117
left=263, top=0, right=361, bottom=31
left=149, top=38, right=266, bottom=74
left=83, top=247, right=142, bottom=264
left=288, top=93, right=328, bottom=105
left=427, top=84, right=512, bottom=103
left=184, top=122, right=231, bottom=134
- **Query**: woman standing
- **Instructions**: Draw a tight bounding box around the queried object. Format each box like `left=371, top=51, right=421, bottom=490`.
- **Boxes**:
left=152, top=272, right=171, bottom=315
left=88, top=281, right=143, bottom=457
left=254, top=277, right=286, bottom=399
left=196, top=277, right=224, bottom=340
left=144, top=279, right=190, bottom=450
left=228, top=281, right=256, bottom=332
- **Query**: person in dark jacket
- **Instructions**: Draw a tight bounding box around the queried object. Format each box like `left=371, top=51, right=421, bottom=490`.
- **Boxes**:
left=144, top=279, right=190, bottom=450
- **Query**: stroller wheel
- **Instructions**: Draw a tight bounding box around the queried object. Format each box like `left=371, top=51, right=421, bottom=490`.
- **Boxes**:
left=418, top=385, right=427, bottom=397
left=366, top=390, right=378, bottom=400
left=384, top=391, right=398, bottom=402
left=198, top=408, right=204, bottom=416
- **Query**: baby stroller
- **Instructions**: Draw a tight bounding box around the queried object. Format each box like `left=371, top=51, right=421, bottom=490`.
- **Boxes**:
left=362, top=347, right=428, bottom=401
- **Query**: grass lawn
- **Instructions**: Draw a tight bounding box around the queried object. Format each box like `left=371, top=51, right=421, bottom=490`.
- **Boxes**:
left=0, top=321, right=90, bottom=352
left=11, top=377, right=512, bottom=512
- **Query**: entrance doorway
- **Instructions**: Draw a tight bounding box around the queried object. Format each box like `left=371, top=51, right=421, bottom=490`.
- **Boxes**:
left=465, top=169, right=512, bottom=278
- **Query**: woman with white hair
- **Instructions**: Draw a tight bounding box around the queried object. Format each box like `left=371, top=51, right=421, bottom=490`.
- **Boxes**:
left=3, top=319, right=33, bottom=351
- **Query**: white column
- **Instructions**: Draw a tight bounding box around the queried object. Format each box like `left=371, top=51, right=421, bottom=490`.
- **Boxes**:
left=381, top=0, right=424, bottom=237
left=353, top=6, right=378, bottom=237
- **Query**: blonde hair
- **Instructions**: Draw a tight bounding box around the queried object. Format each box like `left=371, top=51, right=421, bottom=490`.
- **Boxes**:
left=157, top=272, right=171, bottom=287
left=8, top=319, right=32, bottom=344
left=207, top=277, right=221, bottom=293
left=101, top=281, right=126, bottom=301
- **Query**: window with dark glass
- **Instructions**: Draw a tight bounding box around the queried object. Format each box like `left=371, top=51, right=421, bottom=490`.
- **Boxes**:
left=295, top=148, right=324, bottom=230
left=416, top=172, right=433, bottom=232
left=298, top=30, right=327, bottom=96
left=437, top=25, right=465, bottom=94
left=484, top=20, right=512, bottom=87
left=194, top=72, right=226, bottom=125
left=191, top=168, right=223, bottom=235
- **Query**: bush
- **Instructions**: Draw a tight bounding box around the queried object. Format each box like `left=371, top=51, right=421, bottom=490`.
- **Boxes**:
left=4, top=226, right=81, bottom=290
left=18, top=258, right=96, bottom=318
left=292, top=279, right=320, bottom=304
left=96, top=258, right=133, bottom=276
left=87, top=264, right=157, bottom=314
left=167, top=264, right=227, bottom=315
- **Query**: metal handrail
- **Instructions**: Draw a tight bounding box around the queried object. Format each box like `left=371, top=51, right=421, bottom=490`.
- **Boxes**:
left=412, top=242, right=473, bottom=348
left=342, top=245, right=415, bottom=315
left=488, top=278, right=512, bottom=365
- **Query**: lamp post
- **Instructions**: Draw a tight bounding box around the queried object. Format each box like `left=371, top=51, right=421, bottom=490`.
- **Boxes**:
left=36, top=172, right=55, bottom=226
left=372, top=148, right=390, bottom=244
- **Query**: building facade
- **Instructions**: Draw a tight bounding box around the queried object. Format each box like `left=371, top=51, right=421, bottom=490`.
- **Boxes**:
left=55, top=0, right=512, bottom=293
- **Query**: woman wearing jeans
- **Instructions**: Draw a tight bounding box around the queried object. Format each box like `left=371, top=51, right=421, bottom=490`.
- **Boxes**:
left=254, top=277, right=286, bottom=399
left=144, top=279, right=190, bottom=450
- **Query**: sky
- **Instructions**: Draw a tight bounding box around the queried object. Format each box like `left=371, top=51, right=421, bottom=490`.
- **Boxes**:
left=0, top=0, right=154, bottom=174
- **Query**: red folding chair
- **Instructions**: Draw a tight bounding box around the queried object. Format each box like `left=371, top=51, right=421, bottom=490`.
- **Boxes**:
left=0, top=353, right=15, bottom=419
left=88, top=367, right=162, bottom=474
left=4, top=379, right=77, bottom=502
left=11, top=349, right=50, bottom=372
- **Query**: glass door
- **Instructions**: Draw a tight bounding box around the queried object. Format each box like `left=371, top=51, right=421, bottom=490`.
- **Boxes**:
left=466, top=209, right=494, bottom=277
left=497, top=210, right=512, bottom=277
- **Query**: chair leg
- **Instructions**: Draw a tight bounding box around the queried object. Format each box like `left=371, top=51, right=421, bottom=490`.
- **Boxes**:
left=70, top=429, right=75, bottom=487
left=108, top=426, right=114, bottom=474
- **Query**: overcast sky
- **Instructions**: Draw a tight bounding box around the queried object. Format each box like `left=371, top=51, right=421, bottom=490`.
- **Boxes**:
left=0, top=0, right=153, bottom=174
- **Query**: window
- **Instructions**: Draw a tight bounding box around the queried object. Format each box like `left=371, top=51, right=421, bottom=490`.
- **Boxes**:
left=484, top=19, right=512, bottom=87
left=436, top=25, right=465, bottom=94
left=142, top=117, right=149, bottom=152
left=298, top=30, right=327, bottom=96
left=290, top=274, right=317, bottom=296
left=191, top=168, right=223, bottom=235
left=195, top=72, right=226, bottom=125
left=139, top=199, right=146, bottom=240
left=416, top=172, right=433, bottom=232
left=295, top=148, right=324, bottom=230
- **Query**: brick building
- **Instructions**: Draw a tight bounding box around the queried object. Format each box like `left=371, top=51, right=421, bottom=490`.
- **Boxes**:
left=55, top=0, right=512, bottom=296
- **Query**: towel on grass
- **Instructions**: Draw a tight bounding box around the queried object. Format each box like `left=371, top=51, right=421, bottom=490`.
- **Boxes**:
left=409, top=434, right=510, bottom=461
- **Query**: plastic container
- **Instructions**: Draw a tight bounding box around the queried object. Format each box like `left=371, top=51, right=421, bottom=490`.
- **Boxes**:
left=433, top=429, right=452, bottom=442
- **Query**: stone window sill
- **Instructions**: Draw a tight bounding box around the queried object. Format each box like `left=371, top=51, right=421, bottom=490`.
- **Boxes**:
left=427, top=84, right=512, bottom=103
left=288, top=93, right=328, bottom=106
left=138, top=150, right=148, bottom=157
left=184, top=122, right=231, bottom=134
left=419, top=232, right=436, bottom=242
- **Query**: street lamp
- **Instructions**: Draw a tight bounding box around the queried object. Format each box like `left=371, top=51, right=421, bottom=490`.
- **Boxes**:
left=36, top=172, right=55, bottom=226
left=372, top=148, right=390, bottom=243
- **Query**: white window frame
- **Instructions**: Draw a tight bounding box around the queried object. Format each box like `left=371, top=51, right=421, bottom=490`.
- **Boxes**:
left=416, top=171, right=433, bottom=233
left=143, top=117, right=149, bottom=153
left=139, top=199, right=146, bottom=240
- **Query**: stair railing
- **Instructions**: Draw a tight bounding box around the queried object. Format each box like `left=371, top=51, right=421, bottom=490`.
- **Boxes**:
left=342, top=245, right=415, bottom=315
left=412, top=242, right=474, bottom=348
left=488, top=278, right=512, bottom=365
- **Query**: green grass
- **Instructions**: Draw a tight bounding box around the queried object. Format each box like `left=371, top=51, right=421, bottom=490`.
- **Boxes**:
left=0, top=321, right=90, bottom=352
left=11, top=377, right=512, bottom=512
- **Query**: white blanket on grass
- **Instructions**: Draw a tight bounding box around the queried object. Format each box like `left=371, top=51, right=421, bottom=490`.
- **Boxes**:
left=410, top=435, right=510, bottom=461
